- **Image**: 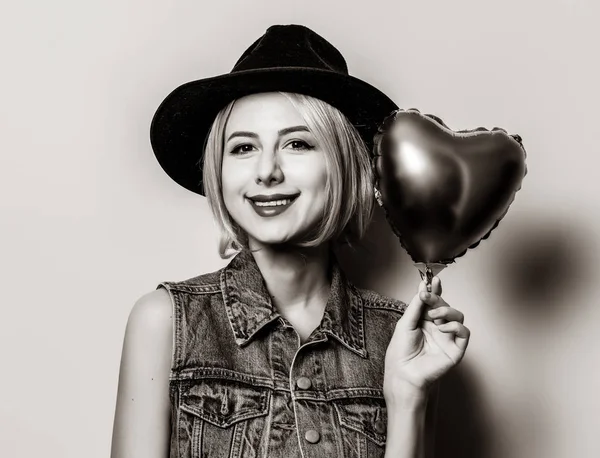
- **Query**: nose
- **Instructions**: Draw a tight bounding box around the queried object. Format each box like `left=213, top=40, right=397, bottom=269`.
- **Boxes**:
left=255, top=149, right=283, bottom=186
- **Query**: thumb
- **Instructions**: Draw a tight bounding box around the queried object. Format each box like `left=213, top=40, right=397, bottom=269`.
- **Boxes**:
left=399, top=281, right=428, bottom=331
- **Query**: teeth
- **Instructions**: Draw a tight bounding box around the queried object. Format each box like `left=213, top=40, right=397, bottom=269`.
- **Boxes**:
left=254, top=198, right=293, bottom=207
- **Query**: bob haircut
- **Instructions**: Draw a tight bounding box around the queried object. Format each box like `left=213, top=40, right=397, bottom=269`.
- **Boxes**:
left=202, top=92, right=375, bottom=259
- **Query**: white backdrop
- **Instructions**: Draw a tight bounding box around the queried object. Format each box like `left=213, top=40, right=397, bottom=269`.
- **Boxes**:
left=1, top=1, right=599, bottom=457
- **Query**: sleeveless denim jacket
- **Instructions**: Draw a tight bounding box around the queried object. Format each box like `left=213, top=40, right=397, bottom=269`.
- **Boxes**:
left=157, top=248, right=408, bottom=458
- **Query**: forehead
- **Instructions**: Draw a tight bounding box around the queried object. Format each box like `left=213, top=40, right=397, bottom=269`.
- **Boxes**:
left=225, top=92, right=306, bottom=133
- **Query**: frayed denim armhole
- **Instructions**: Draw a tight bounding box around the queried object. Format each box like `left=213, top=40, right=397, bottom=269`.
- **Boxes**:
left=156, top=282, right=178, bottom=378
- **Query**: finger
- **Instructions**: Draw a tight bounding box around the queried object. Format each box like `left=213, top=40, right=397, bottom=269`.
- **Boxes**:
left=419, top=291, right=445, bottom=308
left=418, top=290, right=447, bottom=324
left=398, top=290, right=428, bottom=331
left=437, top=322, right=471, bottom=351
left=427, top=306, right=464, bottom=324
left=417, top=280, right=435, bottom=313
left=431, top=276, right=442, bottom=296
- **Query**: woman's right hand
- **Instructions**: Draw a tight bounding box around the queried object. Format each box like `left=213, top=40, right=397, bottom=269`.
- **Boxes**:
left=383, top=277, right=470, bottom=406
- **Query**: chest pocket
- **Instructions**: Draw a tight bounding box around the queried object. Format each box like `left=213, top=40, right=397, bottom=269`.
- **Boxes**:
left=333, top=398, right=387, bottom=458
left=178, top=379, right=271, bottom=458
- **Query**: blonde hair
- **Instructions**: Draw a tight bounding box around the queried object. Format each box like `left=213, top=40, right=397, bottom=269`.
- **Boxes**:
left=202, top=92, right=375, bottom=259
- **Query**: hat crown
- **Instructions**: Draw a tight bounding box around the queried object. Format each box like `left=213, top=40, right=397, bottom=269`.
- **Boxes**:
left=232, top=24, right=349, bottom=74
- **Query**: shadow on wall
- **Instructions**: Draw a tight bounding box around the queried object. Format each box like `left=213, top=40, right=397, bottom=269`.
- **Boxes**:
left=434, top=362, right=493, bottom=458
left=490, top=213, right=594, bottom=320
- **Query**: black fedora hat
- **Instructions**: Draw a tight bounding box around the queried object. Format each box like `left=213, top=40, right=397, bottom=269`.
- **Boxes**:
left=150, top=24, right=398, bottom=195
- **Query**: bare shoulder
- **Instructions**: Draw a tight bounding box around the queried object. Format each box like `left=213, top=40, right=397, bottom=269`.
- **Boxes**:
left=120, top=288, right=174, bottom=371
left=120, top=286, right=174, bottom=374
left=127, top=287, right=173, bottom=334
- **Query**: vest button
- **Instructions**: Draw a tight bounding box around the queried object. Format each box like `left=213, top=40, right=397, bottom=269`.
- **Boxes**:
left=304, top=429, right=320, bottom=443
left=296, top=376, right=312, bottom=390
left=374, top=419, right=387, bottom=435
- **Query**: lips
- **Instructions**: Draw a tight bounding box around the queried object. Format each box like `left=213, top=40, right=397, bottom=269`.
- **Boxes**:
left=246, top=194, right=299, bottom=217
left=247, top=193, right=300, bottom=202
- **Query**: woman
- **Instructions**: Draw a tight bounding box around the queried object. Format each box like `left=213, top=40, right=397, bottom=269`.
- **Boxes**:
left=111, top=25, right=470, bottom=458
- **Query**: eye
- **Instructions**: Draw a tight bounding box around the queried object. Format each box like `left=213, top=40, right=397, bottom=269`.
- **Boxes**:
left=229, top=143, right=255, bottom=155
left=286, top=140, right=314, bottom=151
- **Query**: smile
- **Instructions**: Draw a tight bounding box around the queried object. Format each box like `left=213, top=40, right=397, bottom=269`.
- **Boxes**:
left=247, top=195, right=299, bottom=217
left=253, top=198, right=294, bottom=207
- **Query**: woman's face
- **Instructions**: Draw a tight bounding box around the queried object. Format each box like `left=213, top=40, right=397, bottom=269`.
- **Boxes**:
left=221, top=92, right=328, bottom=248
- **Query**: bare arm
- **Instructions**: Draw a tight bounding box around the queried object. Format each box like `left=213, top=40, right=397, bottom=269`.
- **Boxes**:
left=384, top=380, right=440, bottom=458
left=110, top=288, right=173, bottom=458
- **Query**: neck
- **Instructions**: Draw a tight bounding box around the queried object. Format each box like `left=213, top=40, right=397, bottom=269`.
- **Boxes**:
left=247, top=240, right=332, bottom=315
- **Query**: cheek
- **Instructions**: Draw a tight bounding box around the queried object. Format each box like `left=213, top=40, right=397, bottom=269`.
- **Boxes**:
left=307, top=165, right=328, bottom=199
left=220, top=181, right=235, bottom=209
left=221, top=160, right=249, bottom=196
left=288, top=156, right=328, bottom=190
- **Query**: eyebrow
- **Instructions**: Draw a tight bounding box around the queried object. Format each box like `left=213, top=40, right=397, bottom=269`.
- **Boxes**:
left=226, top=125, right=310, bottom=142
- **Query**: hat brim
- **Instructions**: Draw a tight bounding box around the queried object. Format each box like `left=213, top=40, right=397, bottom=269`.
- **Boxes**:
left=150, top=67, right=398, bottom=195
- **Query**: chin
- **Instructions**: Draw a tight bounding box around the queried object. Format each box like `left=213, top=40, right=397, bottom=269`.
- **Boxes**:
left=249, top=234, right=294, bottom=247
left=246, top=227, right=306, bottom=248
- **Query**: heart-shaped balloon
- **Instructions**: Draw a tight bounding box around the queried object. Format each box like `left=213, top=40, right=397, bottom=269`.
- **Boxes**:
left=372, top=109, right=527, bottom=278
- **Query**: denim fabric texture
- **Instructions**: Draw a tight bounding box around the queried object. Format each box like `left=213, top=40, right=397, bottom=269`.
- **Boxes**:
left=157, top=247, right=408, bottom=458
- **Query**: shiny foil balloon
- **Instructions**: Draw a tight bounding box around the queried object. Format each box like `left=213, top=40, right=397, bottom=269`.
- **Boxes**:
left=372, top=108, right=527, bottom=281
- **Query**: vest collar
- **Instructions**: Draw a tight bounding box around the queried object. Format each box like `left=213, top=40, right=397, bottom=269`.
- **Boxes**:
left=220, top=247, right=367, bottom=358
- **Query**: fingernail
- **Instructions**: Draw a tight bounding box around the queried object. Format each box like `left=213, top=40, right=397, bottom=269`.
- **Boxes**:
left=420, top=291, right=431, bottom=300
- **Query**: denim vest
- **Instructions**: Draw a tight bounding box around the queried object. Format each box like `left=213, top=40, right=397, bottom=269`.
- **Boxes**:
left=157, top=247, right=407, bottom=458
